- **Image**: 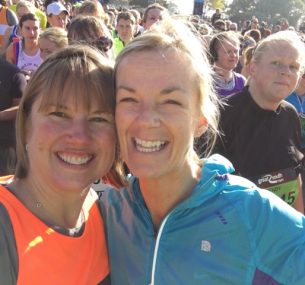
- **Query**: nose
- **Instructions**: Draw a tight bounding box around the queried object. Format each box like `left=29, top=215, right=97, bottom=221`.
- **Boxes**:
left=278, top=64, right=292, bottom=75
left=138, top=103, right=160, bottom=127
left=65, top=119, right=92, bottom=145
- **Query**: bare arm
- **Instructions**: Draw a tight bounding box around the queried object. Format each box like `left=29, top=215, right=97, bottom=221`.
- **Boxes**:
left=5, top=43, right=15, bottom=65
left=0, top=26, right=13, bottom=56
left=0, top=103, right=20, bottom=121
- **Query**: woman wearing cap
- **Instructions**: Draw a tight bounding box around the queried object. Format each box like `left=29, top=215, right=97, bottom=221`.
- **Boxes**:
left=46, top=1, right=69, bottom=29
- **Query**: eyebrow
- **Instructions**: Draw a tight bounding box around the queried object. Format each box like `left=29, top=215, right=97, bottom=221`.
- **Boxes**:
left=47, top=103, right=108, bottom=114
left=117, top=85, right=135, bottom=93
left=117, top=85, right=185, bottom=95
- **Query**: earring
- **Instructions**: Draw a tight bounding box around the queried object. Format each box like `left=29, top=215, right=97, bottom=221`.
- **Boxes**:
left=25, top=144, right=29, bottom=151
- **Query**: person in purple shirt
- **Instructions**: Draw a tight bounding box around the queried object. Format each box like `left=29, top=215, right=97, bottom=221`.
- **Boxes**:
left=209, top=31, right=246, bottom=99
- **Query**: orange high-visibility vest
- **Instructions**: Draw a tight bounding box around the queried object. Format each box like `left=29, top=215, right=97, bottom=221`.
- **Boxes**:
left=0, top=185, right=109, bottom=285
left=0, top=6, right=9, bottom=47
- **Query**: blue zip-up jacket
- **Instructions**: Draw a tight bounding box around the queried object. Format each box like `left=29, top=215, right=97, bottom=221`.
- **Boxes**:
left=100, top=154, right=305, bottom=285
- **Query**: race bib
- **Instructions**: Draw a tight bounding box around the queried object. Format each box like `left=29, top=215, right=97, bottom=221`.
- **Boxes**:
left=250, top=167, right=299, bottom=206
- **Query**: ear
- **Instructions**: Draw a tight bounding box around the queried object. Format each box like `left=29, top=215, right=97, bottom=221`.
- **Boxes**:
left=248, top=61, right=257, bottom=77
left=194, top=116, right=208, bottom=138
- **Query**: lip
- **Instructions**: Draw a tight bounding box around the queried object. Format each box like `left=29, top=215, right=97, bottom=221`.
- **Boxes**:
left=274, top=81, right=289, bottom=87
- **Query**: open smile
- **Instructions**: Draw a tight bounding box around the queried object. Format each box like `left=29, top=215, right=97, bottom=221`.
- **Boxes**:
left=57, top=152, right=94, bottom=166
left=134, top=137, right=168, bottom=153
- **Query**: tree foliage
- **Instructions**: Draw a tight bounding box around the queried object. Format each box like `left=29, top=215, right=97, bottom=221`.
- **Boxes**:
left=128, top=0, right=169, bottom=8
left=210, top=0, right=226, bottom=10
left=227, top=0, right=305, bottom=27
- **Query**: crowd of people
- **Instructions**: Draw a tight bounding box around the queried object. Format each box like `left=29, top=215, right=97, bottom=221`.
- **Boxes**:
left=1, top=0, right=305, bottom=284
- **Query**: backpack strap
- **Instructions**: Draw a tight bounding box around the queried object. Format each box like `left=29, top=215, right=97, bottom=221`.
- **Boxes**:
left=12, top=38, right=20, bottom=66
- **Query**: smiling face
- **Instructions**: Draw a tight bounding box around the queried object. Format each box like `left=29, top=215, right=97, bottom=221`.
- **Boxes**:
left=115, top=50, right=203, bottom=180
left=250, top=42, right=301, bottom=108
left=25, top=86, right=116, bottom=193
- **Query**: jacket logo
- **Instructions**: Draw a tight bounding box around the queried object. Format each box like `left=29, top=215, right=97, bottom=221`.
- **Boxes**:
left=201, top=240, right=211, bottom=252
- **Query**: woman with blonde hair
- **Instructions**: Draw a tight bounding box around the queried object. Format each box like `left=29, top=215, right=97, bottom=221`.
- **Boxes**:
left=39, top=27, right=68, bottom=60
left=100, top=19, right=305, bottom=285
left=216, top=30, right=305, bottom=213
left=77, top=0, right=106, bottom=22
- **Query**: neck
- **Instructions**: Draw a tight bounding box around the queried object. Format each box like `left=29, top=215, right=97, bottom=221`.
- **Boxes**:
left=24, top=40, right=38, bottom=52
left=248, top=82, right=280, bottom=111
left=139, top=162, right=201, bottom=231
left=8, top=178, right=91, bottom=229
left=214, top=66, right=233, bottom=82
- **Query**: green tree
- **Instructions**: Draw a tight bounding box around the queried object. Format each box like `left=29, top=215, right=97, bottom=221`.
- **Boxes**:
left=227, top=0, right=305, bottom=27
left=128, top=0, right=169, bottom=8
left=210, top=0, right=226, bottom=10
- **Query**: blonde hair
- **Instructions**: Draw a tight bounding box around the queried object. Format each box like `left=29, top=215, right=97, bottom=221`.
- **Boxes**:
left=16, top=1, right=36, bottom=15
left=15, top=45, right=125, bottom=185
left=115, top=19, right=220, bottom=159
left=78, top=0, right=106, bottom=21
left=252, top=30, right=305, bottom=73
left=39, top=27, right=68, bottom=49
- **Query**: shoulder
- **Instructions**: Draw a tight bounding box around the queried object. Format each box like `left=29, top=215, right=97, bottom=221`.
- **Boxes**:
left=98, top=177, right=138, bottom=210
left=233, top=71, right=246, bottom=82
left=280, top=100, right=300, bottom=121
left=281, top=99, right=298, bottom=112
left=223, top=175, right=304, bottom=228
left=220, top=89, right=249, bottom=118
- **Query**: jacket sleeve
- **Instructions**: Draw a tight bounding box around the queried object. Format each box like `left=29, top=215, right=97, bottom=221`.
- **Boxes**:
left=0, top=203, right=18, bottom=285
left=244, top=189, right=305, bottom=285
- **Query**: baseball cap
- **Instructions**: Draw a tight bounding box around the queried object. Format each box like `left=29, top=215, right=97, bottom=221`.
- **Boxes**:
left=47, top=2, right=68, bottom=16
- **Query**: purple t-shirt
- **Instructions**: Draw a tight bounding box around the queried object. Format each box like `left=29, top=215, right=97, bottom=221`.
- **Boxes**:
left=215, top=72, right=246, bottom=98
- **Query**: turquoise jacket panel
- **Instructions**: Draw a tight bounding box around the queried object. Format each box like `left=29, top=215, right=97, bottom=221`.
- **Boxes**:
left=100, top=154, right=305, bottom=285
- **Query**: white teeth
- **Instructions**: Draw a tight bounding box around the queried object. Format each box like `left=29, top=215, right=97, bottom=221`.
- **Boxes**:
left=58, top=153, right=92, bottom=165
left=134, top=138, right=166, bottom=153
